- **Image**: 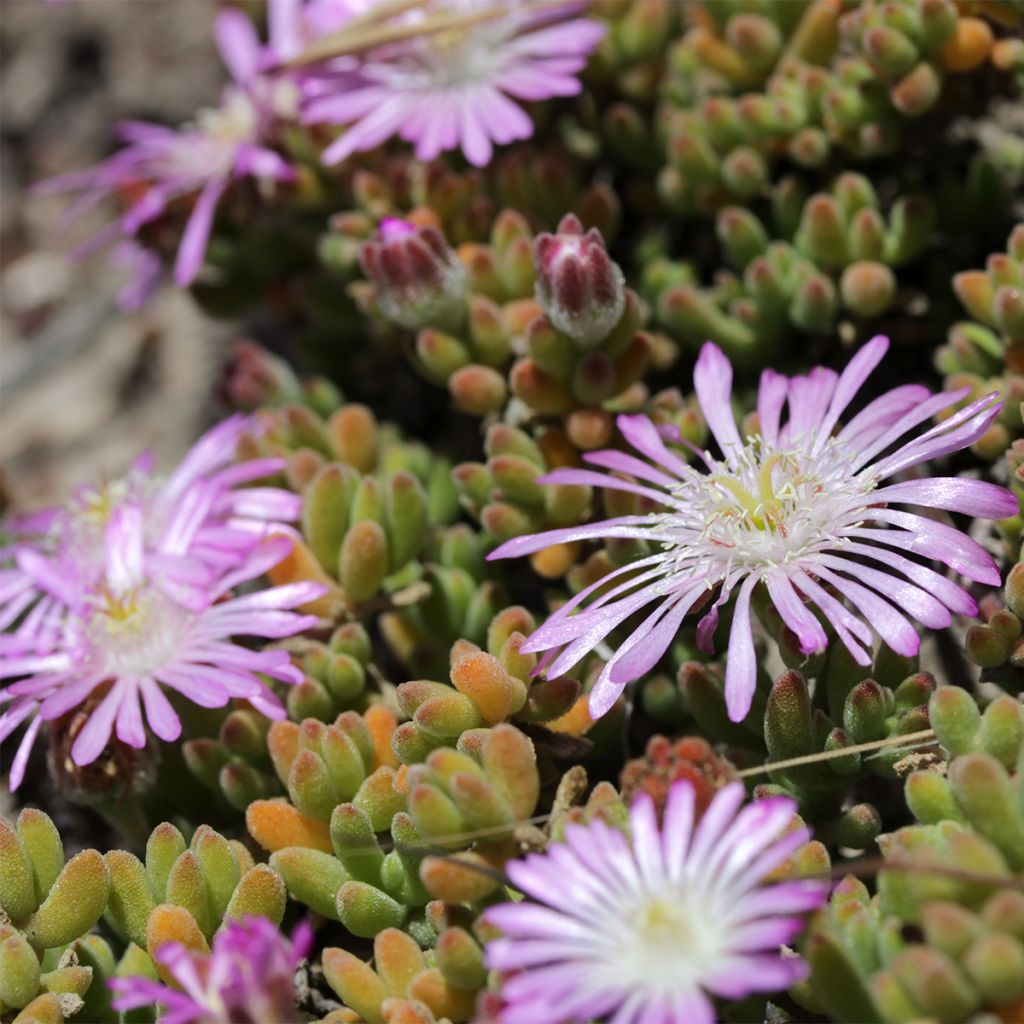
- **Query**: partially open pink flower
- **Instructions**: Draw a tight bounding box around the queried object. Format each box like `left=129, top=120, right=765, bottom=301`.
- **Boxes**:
left=110, top=916, right=311, bottom=1024
left=489, top=336, right=1016, bottom=722
left=486, top=780, right=827, bottom=1024
left=35, top=10, right=296, bottom=292
left=0, top=415, right=315, bottom=787
left=299, top=0, right=606, bottom=167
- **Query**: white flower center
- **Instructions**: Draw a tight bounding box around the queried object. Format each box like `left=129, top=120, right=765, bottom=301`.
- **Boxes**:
left=368, top=1, right=515, bottom=89
left=617, top=891, right=724, bottom=991
left=197, top=89, right=260, bottom=146
left=664, top=435, right=876, bottom=575
left=79, top=585, right=190, bottom=678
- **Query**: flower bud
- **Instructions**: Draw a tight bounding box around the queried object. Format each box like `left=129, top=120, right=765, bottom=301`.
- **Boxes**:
left=360, top=219, right=467, bottom=332
left=533, top=215, right=626, bottom=349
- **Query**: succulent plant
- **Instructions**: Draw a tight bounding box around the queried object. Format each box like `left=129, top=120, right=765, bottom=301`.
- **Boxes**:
left=322, top=922, right=481, bottom=1023
left=0, top=811, right=110, bottom=1021
left=103, top=820, right=286, bottom=968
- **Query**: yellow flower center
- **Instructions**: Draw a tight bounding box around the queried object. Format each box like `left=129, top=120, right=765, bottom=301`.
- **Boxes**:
left=711, top=451, right=797, bottom=535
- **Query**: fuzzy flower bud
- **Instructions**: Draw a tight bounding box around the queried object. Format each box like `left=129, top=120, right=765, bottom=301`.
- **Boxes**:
left=359, top=218, right=467, bottom=332
left=533, top=214, right=626, bottom=349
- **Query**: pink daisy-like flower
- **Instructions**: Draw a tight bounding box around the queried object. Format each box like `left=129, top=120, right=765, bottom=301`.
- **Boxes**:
left=1, top=415, right=300, bottom=658
left=0, top=415, right=316, bottom=788
left=298, top=0, right=606, bottom=167
left=110, top=916, right=312, bottom=1024
left=0, top=512, right=321, bottom=778
left=486, top=780, right=827, bottom=1024
left=489, top=336, right=1017, bottom=722
left=35, top=9, right=296, bottom=292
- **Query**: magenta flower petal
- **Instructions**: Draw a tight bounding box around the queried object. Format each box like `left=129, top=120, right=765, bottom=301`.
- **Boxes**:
left=812, top=333, right=889, bottom=449
left=215, top=8, right=263, bottom=85
left=694, top=341, right=742, bottom=456
left=757, top=368, right=788, bottom=445
left=873, top=477, right=1020, bottom=519
left=174, top=179, right=229, bottom=287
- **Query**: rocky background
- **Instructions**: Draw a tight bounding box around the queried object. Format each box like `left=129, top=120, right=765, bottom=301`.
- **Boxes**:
left=1, top=0, right=233, bottom=509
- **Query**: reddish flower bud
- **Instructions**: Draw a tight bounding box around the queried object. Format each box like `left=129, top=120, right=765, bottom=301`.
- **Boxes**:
left=533, top=214, right=625, bottom=349
left=359, top=218, right=466, bottom=331
left=620, top=734, right=736, bottom=821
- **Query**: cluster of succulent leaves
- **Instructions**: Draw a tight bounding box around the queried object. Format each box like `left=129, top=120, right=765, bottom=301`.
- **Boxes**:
left=7, top=1, right=1024, bottom=1022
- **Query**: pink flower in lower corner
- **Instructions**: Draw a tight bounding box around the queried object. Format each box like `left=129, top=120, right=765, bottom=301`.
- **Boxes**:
left=485, top=780, right=827, bottom=1024
left=488, top=336, right=1017, bottom=723
left=299, top=0, right=606, bottom=168
left=110, top=916, right=312, bottom=1024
